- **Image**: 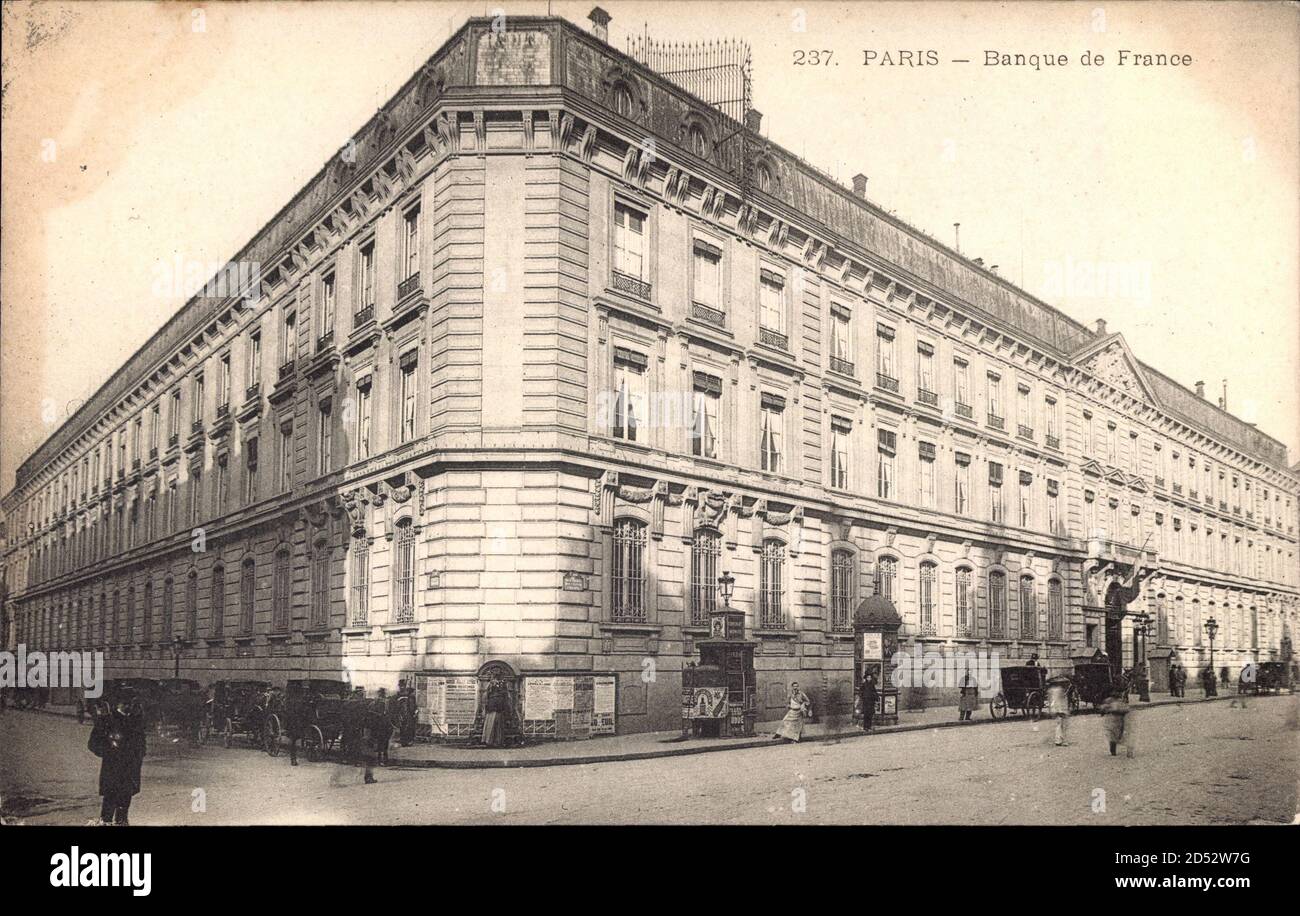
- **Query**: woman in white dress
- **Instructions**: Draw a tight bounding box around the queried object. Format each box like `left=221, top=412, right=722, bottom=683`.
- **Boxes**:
left=775, top=682, right=811, bottom=743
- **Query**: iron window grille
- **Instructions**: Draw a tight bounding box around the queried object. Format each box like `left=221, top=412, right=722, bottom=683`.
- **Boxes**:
left=611, top=519, right=648, bottom=623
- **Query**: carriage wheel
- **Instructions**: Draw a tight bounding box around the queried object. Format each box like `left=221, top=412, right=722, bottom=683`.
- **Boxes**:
left=306, top=726, right=325, bottom=762
left=264, top=716, right=282, bottom=756
left=1067, top=686, right=1080, bottom=714
left=1024, top=690, right=1043, bottom=721
left=990, top=694, right=1008, bottom=719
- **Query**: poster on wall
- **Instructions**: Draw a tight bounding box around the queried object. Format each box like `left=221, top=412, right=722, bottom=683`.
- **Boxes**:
left=861, top=632, right=883, bottom=659
left=523, top=674, right=618, bottom=738
left=416, top=675, right=481, bottom=737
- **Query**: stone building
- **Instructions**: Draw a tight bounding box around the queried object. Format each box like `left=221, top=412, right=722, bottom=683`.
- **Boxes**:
left=2, top=11, right=1297, bottom=736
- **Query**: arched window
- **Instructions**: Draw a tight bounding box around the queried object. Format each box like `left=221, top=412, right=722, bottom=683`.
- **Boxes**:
left=112, top=589, right=121, bottom=644
left=142, top=582, right=153, bottom=644
left=956, top=567, right=974, bottom=637
left=186, top=571, right=198, bottom=638
left=756, top=163, right=773, bottom=192
left=689, top=529, right=721, bottom=625
left=830, top=548, right=855, bottom=633
left=310, top=539, right=330, bottom=630
left=210, top=565, right=225, bottom=639
left=919, top=562, right=936, bottom=635
left=1048, top=578, right=1064, bottom=640
left=392, top=519, right=415, bottom=624
left=989, top=571, right=1007, bottom=638
left=162, top=579, right=174, bottom=640
left=759, top=538, right=786, bottom=628
left=1019, top=575, right=1037, bottom=640
left=351, top=537, right=370, bottom=626
left=273, top=548, right=291, bottom=631
left=874, top=555, right=897, bottom=602
left=688, top=124, right=709, bottom=158
left=611, top=518, right=647, bottom=623
left=612, top=83, right=634, bottom=117
left=1192, top=599, right=1202, bottom=646
left=240, top=559, right=256, bottom=635
left=125, top=587, right=135, bottom=645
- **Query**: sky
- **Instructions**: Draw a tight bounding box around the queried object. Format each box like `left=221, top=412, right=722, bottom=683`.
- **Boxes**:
left=2, top=0, right=1298, bottom=499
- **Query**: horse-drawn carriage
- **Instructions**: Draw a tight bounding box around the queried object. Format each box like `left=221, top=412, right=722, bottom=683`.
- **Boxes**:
left=1240, top=661, right=1292, bottom=695
left=264, top=679, right=352, bottom=760
left=989, top=665, right=1048, bottom=719
left=154, top=678, right=206, bottom=743
left=204, top=680, right=274, bottom=749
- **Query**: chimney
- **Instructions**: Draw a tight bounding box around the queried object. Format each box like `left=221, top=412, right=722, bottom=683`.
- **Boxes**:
left=989, top=264, right=999, bottom=275
left=1221, top=379, right=1228, bottom=411
left=953, top=223, right=961, bottom=254
left=851, top=173, right=868, bottom=198
left=588, top=7, right=611, bottom=42
left=744, top=109, right=763, bottom=134
left=973, top=257, right=984, bottom=267
left=1195, top=380, right=1205, bottom=399
left=1093, top=318, right=1107, bottom=336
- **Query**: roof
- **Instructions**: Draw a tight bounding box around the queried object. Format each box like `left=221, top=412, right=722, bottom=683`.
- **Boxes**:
left=854, top=595, right=902, bottom=628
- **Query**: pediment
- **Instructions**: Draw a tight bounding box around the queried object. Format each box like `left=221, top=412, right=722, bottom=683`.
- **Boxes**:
left=1073, top=333, right=1159, bottom=407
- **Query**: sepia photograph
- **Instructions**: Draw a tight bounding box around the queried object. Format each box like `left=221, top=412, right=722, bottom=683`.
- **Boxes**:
left=0, top=0, right=1297, bottom=888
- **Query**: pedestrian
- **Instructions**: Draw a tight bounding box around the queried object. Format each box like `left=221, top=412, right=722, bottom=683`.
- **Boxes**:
left=1100, top=687, right=1135, bottom=757
left=859, top=671, right=878, bottom=731
left=369, top=689, right=394, bottom=766
left=1201, top=665, right=1217, bottom=698
left=282, top=686, right=310, bottom=766
left=481, top=673, right=511, bottom=748
left=1219, top=666, right=1230, bottom=691
left=342, top=688, right=376, bottom=784
left=774, top=682, right=811, bottom=743
left=395, top=680, right=417, bottom=747
left=1046, top=676, right=1070, bottom=746
left=1168, top=663, right=1182, bottom=697
left=87, top=696, right=147, bottom=826
left=958, top=672, right=978, bottom=721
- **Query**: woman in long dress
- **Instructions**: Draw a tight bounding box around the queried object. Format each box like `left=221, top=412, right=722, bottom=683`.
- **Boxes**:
left=481, top=674, right=510, bottom=748
left=775, top=682, right=811, bottom=743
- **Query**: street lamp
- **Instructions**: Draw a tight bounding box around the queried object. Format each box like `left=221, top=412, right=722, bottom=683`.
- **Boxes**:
left=717, top=571, right=735, bottom=608
left=1204, top=616, right=1219, bottom=688
left=171, top=634, right=184, bottom=678
left=1133, top=614, right=1154, bottom=702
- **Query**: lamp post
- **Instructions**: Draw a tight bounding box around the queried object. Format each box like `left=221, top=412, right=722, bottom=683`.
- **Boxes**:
left=171, top=634, right=184, bottom=678
left=1204, top=616, right=1219, bottom=687
left=1134, top=614, right=1153, bottom=702
left=717, top=571, right=735, bottom=608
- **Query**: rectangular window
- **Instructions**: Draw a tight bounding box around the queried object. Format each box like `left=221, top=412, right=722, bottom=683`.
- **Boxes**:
left=916, top=341, right=936, bottom=400
left=1045, top=397, right=1059, bottom=444
left=1082, top=410, right=1093, bottom=455
left=760, top=394, right=784, bottom=473
left=918, top=441, right=936, bottom=508
left=989, top=572, right=1007, bottom=638
left=403, top=204, right=421, bottom=281
left=397, top=350, right=418, bottom=443
left=758, top=268, right=785, bottom=335
left=189, top=467, right=202, bottom=525
left=215, top=455, right=228, bottom=511
left=986, top=372, right=1002, bottom=422
left=988, top=462, right=1004, bottom=523
left=690, top=372, right=720, bottom=459
left=248, top=331, right=262, bottom=389
left=317, top=399, right=333, bottom=475
left=876, top=324, right=897, bottom=382
left=1047, top=478, right=1060, bottom=533
left=351, top=539, right=369, bottom=626
left=613, top=202, right=646, bottom=280
left=320, top=272, right=336, bottom=334
left=690, top=531, right=721, bottom=625
left=356, top=378, right=372, bottom=460
left=273, top=550, right=291, bottom=631
left=244, top=437, right=258, bottom=503
left=612, top=348, right=647, bottom=442
left=279, top=424, right=293, bottom=490
left=1018, top=470, right=1033, bottom=527
left=192, top=373, right=205, bottom=426
left=219, top=353, right=231, bottom=407
left=759, top=540, right=786, bottom=628
left=611, top=519, right=647, bottom=623
left=1107, top=422, right=1118, bottom=465
left=358, top=240, right=375, bottom=309
left=1016, top=383, right=1032, bottom=435
left=830, top=417, right=851, bottom=490
left=283, top=309, right=297, bottom=363
left=877, top=428, right=896, bottom=499
left=956, top=567, right=973, bottom=637
left=692, top=238, right=722, bottom=309
left=954, top=452, right=971, bottom=515
left=830, top=550, right=854, bottom=633
left=953, top=357, right=971, bottom=410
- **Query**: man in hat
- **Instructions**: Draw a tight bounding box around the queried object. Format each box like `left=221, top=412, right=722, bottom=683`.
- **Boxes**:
left=858, top=671, right=878, bottom=732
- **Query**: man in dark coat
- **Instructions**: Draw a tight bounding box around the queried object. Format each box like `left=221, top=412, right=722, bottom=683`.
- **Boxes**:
left=370, top=689, right=394, bottom=766
left=395, top=681, right=417, bottom=747
left=1201, top=665, right=1217, bottom=697
left=858, top=672, right=879, bottom=731
left=88, top=698, right=147, bottom=826
left=341, top=688, right=376, bottom=784
left=283, top=687, right=310, bottom=767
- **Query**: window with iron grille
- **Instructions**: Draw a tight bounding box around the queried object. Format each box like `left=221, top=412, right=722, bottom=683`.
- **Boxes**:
left=240, top=559, right=255, bottom=635
left=186, top=571, right=198, bottom=638
left=759, top=538, right=786, bottom=628
left=210, top=566, right=224, bottom=638
left=989, top=571, right=1007, bottom=638
left=1019, top=575, right=1037, bottom=639
left=689, top=530, right=720, bottom=625
left=919, top=562, right=936, bottom=635
left=874, top=555, right=897, bottom=602
left=351, top=537, right=370, bottom=626
left=956, top=567, right=973, bottom=637
left=161, top=579, right=174, bottom=640
left=1048, top=578, right=1064, bottom=639
left=142, top=583, right=153, bottom=644
left=393, top=519, right=416, bottom=624
left=830, top=548, right=854, bottom=632
left=311, top=539, right=330, bottom=629
left=273, top=549, right=291, bottom=631
left=611, top=519, right=647, bottom=622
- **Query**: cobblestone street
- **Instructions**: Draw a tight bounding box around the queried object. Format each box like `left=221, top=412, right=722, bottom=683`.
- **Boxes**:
left=3, top=695, right=1294, bottom=825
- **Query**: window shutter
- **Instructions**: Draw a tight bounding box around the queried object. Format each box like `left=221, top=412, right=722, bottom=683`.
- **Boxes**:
left=954, top=451, right=971, bottom=467
left=1046, top=479, right=1059, bottom=497
left=878, top=429, right=897, bottom=455
left=876, top=323, right=895, bottom=341
left=760, top=392, right=786, bottom=411
left=917, top=340, right=934, bottom=356
left=918, top=441, right=936, bottom=460
left=989, top=462, right=1003, bottom=485
left=1018, top=470, right=1033, bottom=486
left=399, top=348, right=419, bottom=371
left=614, top=347, right=648, bottom=370
left=692, top=371, right=722, bottom=396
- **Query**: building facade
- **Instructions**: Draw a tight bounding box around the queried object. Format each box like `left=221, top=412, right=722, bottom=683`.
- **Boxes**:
left=2, top=12, right=1298, bottom=735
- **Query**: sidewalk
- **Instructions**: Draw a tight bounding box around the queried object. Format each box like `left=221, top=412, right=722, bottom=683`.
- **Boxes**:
left=14, top=690, right=1257, bottom=769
